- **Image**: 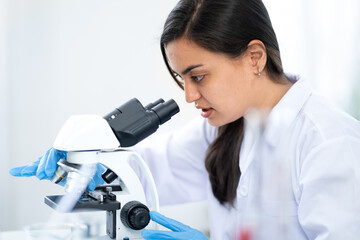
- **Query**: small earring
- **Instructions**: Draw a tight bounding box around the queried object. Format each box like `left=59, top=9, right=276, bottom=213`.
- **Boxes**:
left=257, top=67, right=261, bottom=76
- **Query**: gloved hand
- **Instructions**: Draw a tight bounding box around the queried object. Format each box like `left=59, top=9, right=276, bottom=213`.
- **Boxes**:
left=9, top=148, right=66, bottom=180
left=9, top=147, right=105, bottom=190
left=88, top=163, right=106, bottom=190
left=142, top=211, right=208, bottom=240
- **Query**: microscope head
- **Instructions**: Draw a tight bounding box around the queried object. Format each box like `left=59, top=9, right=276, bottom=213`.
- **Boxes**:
left=53, top=115, right=119, bottom=152
left=53, top=98, right=179, bottom=152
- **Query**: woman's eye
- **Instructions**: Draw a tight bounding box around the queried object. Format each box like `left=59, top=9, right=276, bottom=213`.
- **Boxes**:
left=191, top=75, right=204, bottom=82
left=173, top=72, right=184, bottom=83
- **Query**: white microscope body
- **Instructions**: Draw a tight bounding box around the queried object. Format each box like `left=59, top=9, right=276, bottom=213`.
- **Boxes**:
left=45, top=98, right=179, bottom=240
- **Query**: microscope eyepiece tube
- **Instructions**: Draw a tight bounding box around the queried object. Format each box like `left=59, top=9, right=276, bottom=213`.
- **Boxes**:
left=145, top=99, right=165, bottom=110
left=104, top=98, right=179, bottom=147
left=151, top=99, right=180, bottom=125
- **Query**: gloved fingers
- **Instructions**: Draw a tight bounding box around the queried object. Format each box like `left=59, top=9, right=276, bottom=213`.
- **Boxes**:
left=87, top=164, right=106, bottom=191
left=36, top=148, right=65, bottom=180
left=96, top=163, right=107, bottom=174
left=10, top=165, right=35, bottom=177
left=149, top=211, right=190, bottom=232
left=9, top=159, right=40, bottom=177
left=44, top=149, right=65, bottom=178
left=21, top=164, right=39, bottom=177
left=87, top=178, right=97, bottom=191
left=57, top=150, right=67, bottom=159
left=142, top=229, right=186, bottom=240
left=36, top=148, right=52, bottom=180
left=9, top=166, right=26, bottom=176
left=93, top=164, right=106, bottom=184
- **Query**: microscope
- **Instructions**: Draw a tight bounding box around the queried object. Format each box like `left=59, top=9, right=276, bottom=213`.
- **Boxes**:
left=44, top=98, right=179, bottom=239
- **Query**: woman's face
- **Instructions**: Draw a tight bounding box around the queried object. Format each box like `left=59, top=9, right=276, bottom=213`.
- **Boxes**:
left=165, top=38, right=258, bottom=127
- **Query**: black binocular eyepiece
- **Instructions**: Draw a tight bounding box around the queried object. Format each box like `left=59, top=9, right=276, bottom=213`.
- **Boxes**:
left=104, top=98, right=179, bottom=147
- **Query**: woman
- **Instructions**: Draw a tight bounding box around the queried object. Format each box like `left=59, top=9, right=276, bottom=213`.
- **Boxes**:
left=10, top=0, right=360, bottom=239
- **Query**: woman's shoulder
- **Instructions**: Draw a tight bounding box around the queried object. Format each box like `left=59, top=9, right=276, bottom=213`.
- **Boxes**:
left=299, top=93, right=360, bottom=141
left=288, top=92, right=360, bottom=166
left=283, top=74, right=360, bottom=142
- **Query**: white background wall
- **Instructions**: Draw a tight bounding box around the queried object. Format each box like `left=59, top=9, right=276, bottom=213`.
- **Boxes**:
left=0, top=0, right=10, bottom=232
left=266, top=0, right=360, bottom=113
left=1, top=0, right=359, bottom=234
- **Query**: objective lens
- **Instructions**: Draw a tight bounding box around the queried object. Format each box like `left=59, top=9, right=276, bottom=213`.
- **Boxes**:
left=51, top=166, right=68, bottom=184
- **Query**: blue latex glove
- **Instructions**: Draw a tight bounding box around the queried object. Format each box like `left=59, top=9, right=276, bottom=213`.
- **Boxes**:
left=142, top=211, right=208, bottom=240
left=88, top=163, right=106, bottom=190
left=9, top=147, right=105, bottom=190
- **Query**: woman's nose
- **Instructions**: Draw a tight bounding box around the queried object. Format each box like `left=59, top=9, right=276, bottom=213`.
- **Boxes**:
left=184, top=80, right=201, bottom=103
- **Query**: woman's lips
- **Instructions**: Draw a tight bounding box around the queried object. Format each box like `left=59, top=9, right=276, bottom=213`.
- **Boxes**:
left=195, top=103, right=214, bottom=118
left=200, top=108, right=214, bottom=118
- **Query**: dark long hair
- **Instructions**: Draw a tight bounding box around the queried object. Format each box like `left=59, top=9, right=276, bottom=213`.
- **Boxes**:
left=160, top=0, right=285, bottom=205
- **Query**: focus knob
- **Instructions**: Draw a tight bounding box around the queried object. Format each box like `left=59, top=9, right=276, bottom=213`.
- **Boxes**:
left=120, top=201, right=150, bottom=230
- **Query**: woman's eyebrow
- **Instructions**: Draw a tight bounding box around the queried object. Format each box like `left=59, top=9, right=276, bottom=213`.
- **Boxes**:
left=181, top=64, right=203, bottom=75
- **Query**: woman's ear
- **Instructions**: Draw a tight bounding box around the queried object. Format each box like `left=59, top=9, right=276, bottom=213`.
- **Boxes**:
left=246, top=40, right=267, bottom=76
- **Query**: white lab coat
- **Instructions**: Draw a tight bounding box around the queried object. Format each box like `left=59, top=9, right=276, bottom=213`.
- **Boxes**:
left=134, top=75, right=360, bottom=240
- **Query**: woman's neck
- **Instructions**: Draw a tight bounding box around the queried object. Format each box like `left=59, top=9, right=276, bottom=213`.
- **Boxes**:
left=255, top=75, right=293, bottom=111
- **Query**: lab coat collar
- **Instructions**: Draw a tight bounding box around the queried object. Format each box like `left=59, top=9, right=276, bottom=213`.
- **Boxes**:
left=262, top=74, right=312, bottom=147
